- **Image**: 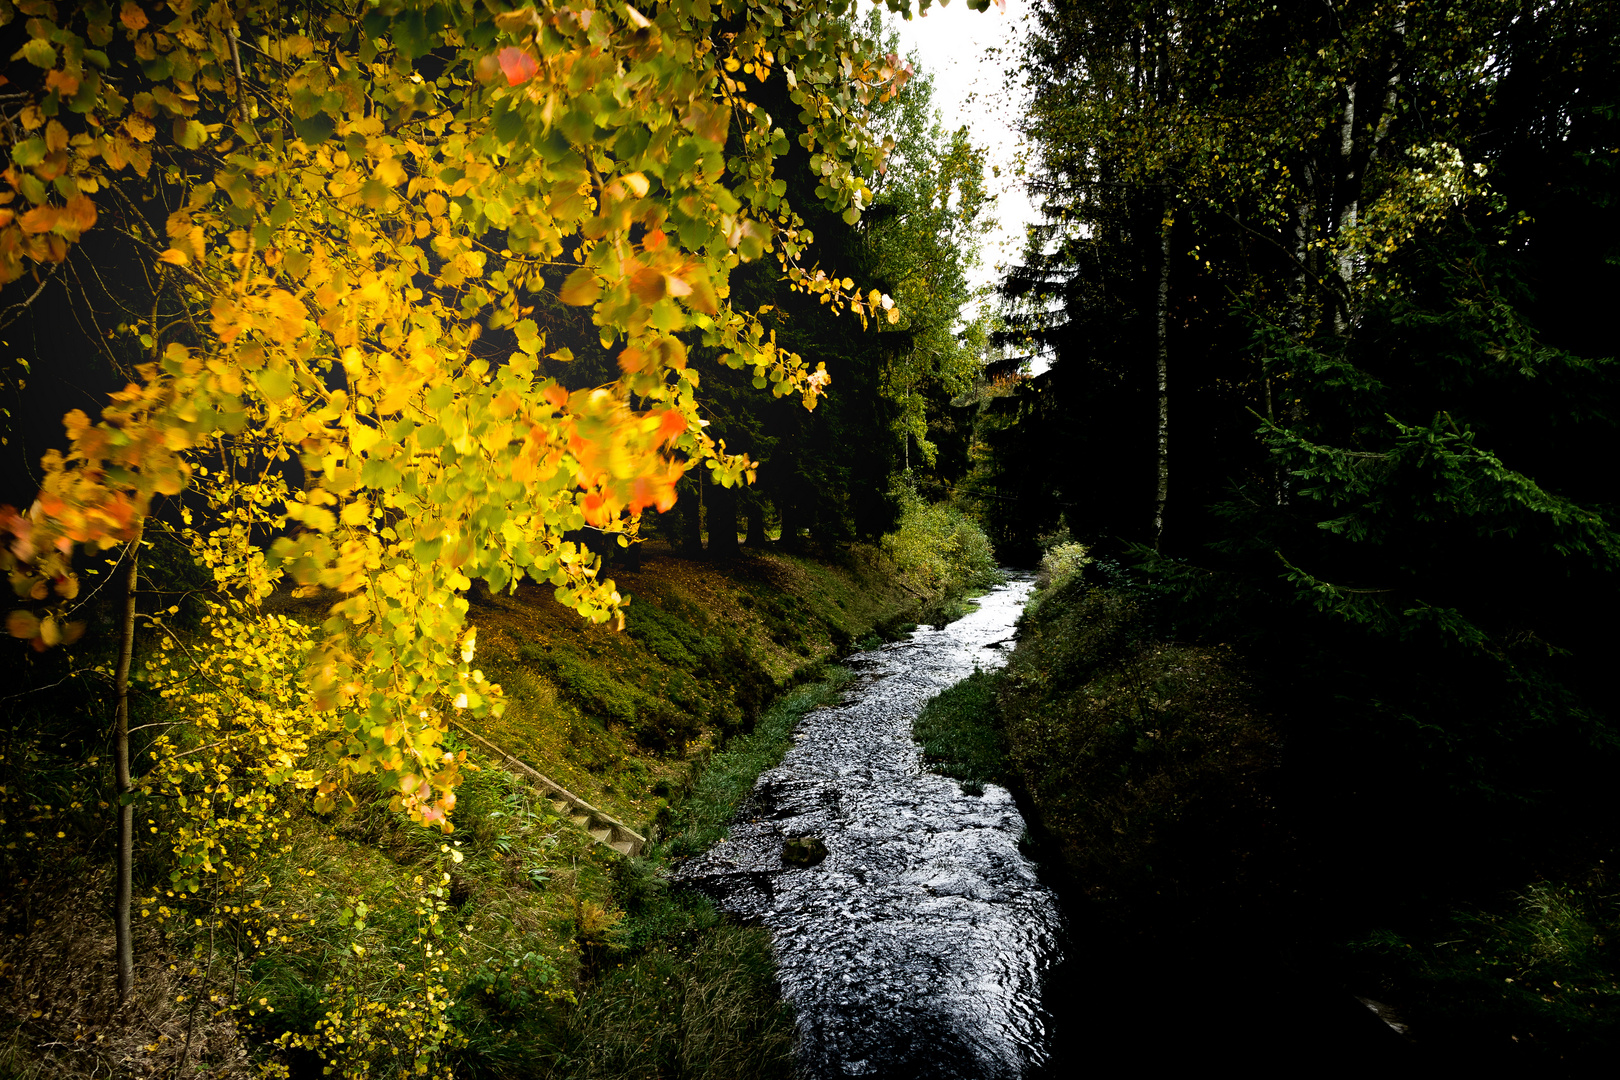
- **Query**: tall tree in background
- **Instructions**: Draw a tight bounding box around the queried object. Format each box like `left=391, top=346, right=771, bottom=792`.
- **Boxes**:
left=655, top=9, right=994, bottom=552
left=998, top=0, right=1620, bottom=885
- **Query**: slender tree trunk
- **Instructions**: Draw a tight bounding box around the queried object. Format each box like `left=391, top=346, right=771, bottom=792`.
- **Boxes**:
left=745, top=499, right=768, bottom=547
left=778, top=498, right=804, bottom=552
left=707, top=473, right=739, bottom=559
left=1152, top=206, right=1172, bottom=549
left=114, top=520, right=142, bottom=1003
left=678, top=477, right=703, bottom=557
left=1334, top=81, right=1359, bottom=334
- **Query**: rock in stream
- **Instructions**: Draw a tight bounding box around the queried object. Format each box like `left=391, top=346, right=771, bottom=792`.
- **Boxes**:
left=675, top=574, right=1062, bottom=1079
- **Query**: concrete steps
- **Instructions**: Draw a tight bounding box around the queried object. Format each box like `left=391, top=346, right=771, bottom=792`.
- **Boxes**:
left=454, top=723, right=647, bottom=858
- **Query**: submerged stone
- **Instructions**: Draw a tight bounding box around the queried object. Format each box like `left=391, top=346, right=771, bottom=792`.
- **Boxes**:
left=675, top=573, right=1062, bottom=1080
left=783, top=835, right=829, bottom=866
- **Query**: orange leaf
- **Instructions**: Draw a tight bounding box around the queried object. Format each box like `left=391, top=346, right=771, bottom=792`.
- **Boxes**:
left=497, top=48, right=539, bottom=86
left=64, top=195, right=97, bottom=232
left=617, top=346, right=647, bottom=375
left=6, top=610, right=39, bottom=640
left=18, top=206, right=59, bottom=235
left=627, top=266, right=665, bottom=303
left=158, top=248, right=189, bottom=266
left=45, top=69, right=80, bottom=98
left=654, top=410, right=687, bottom=443
left=120, top=1, right=149, bottom=31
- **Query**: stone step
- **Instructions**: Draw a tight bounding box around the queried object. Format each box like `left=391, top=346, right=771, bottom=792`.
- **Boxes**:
left=449, top=722, right=649, bottom=858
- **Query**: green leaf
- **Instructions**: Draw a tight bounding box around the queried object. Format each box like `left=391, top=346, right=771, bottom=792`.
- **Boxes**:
left=255, top=364, right=294, bottom=401
left=10, top=138, right=46, bottom=168
left=19, top=38, right=56, bottom=69
left=174, top=118, right=207, bottom=149
left=290, top=111, right=335, bottom=145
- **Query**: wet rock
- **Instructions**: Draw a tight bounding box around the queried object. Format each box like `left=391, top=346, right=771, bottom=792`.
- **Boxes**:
left=678, top=573, right=1063, bottom=1080
left=783, top=835, right=828, bottom=866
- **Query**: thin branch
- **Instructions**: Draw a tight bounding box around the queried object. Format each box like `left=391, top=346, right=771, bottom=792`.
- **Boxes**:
left=0, top=265, right=59, bottom=333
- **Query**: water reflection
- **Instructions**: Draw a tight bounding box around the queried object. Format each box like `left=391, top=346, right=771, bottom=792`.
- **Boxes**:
left=676, top=575, right=1062, bottom=1079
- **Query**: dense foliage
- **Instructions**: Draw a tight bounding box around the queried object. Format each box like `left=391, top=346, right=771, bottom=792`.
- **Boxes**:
left=0, top=1, right=1001, bottom=1075
left=979, top=0, right=1620, bottom=1060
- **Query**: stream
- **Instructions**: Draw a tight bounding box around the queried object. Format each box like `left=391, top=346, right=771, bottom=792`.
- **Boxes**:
left=675, top=573, right=1062, bottom=1079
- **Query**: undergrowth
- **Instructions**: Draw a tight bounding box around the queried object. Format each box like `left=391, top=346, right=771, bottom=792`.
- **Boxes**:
left=1343, top=872, right=1620, bottom=1064
left=0, top=545, right=924, bottom=1079
left=912, top=668, right=1005, bottom=796
left=998, top=577, right=1280, bottom=912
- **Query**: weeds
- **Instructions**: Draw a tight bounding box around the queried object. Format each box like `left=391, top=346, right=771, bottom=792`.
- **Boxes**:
left=913, top=668, right=1006, bottom=794
left=1345, top=873, right=1620, bottom=1062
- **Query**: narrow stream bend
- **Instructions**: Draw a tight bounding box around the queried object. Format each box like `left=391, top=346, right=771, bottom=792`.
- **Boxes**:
left=675, top=574, right=1062, bottom=1079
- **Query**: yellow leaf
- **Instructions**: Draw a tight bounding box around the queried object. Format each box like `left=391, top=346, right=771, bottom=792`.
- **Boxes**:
left=158, top=249, right=189, bottom=266
left=558, top=268, right=600, bottom=306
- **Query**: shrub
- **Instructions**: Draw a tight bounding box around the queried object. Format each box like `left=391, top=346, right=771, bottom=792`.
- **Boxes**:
left=881, top=490, right=1001, bottom=612
left=1344, top=874, right=1620, bottom=1063
left=1037, top=542, right=1091, bottom=590
left=1000, top=586, right=1280, bottom=912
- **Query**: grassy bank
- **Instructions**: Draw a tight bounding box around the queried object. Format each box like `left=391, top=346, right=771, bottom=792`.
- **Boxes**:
left=938, top=564, right=1620, bottom=1066
left=0, top=542, right=926, bottom=1079
left=912, top=668, right=1005, bottom=798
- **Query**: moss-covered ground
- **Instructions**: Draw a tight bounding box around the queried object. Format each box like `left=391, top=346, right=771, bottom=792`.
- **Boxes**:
left=0, top=542, right=929, bottom=1079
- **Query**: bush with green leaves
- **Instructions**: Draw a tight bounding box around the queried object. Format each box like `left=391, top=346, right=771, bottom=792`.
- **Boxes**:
left=999, top=583, right=1279, bottom=910
left=881, top=490, right=1001, bottom=611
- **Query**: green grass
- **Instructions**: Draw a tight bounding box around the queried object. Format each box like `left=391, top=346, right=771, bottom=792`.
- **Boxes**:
left=0, top=544, right=941, bottom=1080
left=913, top=667, right=1005, bottom=796
left=1343, top=874, right=1620, bottom=1063
left=664, top=667, right=855, bottom=858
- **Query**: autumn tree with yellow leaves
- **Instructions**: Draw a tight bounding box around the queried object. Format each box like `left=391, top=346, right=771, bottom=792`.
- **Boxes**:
left=0, top=0, right=926, bottom=815
left=0, top=0, right=964, bottom=1019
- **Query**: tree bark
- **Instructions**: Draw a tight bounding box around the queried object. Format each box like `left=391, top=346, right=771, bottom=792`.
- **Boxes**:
left=745, top=498, right=768, bottom=547
left=114, top=521, right=142, bottom=1003
left=678, top=478, right=703, bottom=557
left=1152, top=206, right=1172, bottom=550
left=778, top=497, right=805, bottom=552
left=1334, top=80, right=1359, bottom=333
left=707, top=474, right=739, bottom=559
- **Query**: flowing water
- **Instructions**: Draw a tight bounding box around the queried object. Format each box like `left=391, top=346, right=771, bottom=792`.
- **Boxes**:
left=675, top=573, right=1063, bottom=1079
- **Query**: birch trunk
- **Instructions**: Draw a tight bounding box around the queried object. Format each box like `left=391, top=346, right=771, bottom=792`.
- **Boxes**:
left=113, top=521, right=142, bottom=1002
left=1153, top=209, right=1172, bottom=549
left=1334, top=81, right=1359, bottom=333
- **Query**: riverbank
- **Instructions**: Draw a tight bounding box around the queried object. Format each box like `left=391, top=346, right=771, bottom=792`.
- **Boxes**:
left=914, top=564, right=1620, bottom=1069
left=0, top=542, right=939, bottom=1080
left=676, top=573, right=1060, bottom=1079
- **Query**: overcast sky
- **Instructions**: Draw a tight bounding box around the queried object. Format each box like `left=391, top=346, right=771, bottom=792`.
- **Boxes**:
left=889, top=0, right=1040, bottom=300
